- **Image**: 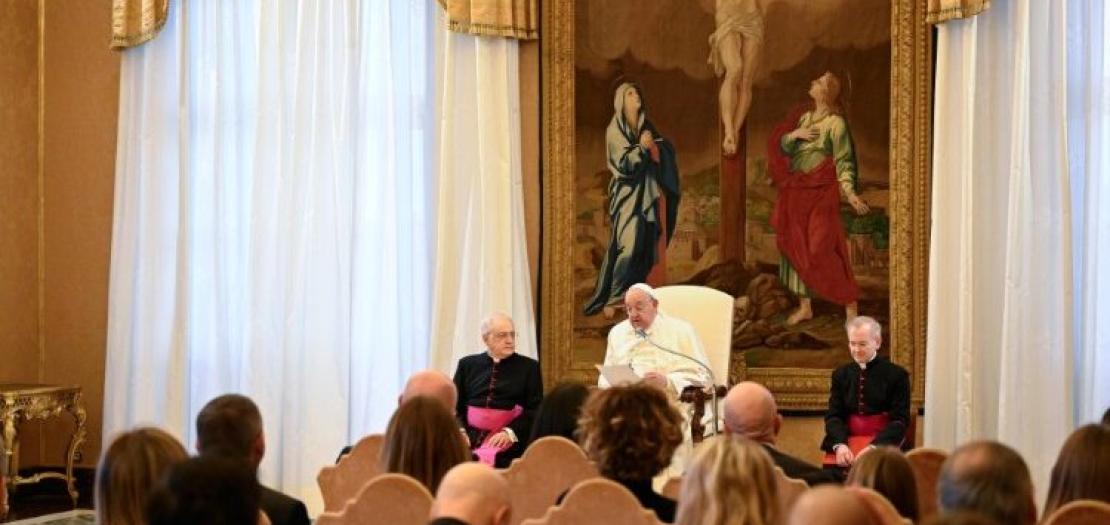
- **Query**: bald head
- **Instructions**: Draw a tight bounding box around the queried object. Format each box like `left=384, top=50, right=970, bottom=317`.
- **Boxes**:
left=431, top=463, right=511, bottom=525
left=399, top=370, right=457, bottom=413
left=723, top=382, right=781, bottom=444
left=789, top=486, right=874, bottom=525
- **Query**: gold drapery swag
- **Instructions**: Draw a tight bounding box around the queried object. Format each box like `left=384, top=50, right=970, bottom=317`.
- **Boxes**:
left=927, top=0, right=991, bottom=24
left=111, top=0, right=169, bottom=50
left=437, top=0, right=538, bottom=40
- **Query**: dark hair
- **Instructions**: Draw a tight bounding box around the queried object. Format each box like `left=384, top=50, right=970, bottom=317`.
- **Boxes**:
left=1043, top=424, right=1110, bottom=516
left=96, top=427, right=189, bottom=525
left=577, top=383, right=683, bottom=481
left=921, top=511, right=1000, bottom=525
left=146, top=455, right=261, bottom=525
left=195, top=394, right=263, bottom=462
left=380, top=396, right=471, bottom=494
left=529, top=381, right=590, bottom=442
left=938, top=441, right=1035, bottom=525
left=1101, top=406, right=1110, bottom=426
left=846, top=446, right=919, bottom=521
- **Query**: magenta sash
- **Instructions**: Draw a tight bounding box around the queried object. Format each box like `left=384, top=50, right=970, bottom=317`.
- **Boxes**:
left=467, top=405, right=523, bottom=465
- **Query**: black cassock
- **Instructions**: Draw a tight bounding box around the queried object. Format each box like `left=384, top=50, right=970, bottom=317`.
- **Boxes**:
left=453, top=352, right=543, bottom=467
left=821, top=355, right=910, bottom=452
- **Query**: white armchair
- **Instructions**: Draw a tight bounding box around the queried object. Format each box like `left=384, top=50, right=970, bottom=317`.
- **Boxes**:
left=652, top=285, right=734, bottom=440
left=652, top=285, right=734, bottom=384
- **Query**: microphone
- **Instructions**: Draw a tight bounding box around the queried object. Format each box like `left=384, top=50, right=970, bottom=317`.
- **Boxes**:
left=637, top=330, right=720, bottom=435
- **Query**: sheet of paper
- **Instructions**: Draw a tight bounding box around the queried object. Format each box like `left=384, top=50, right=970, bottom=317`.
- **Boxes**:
left=595, top=364, right=641, bottom=386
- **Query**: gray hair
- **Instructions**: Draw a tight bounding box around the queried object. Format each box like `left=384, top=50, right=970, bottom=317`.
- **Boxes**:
left=938, top=441, right=1035, bottom=525
left=479, top=312, right=513, bottom=337
left=845, top=315, right=882, bottom=339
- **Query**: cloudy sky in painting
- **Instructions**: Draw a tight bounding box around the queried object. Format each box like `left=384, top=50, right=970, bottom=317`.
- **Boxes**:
left=577, top=0, right=891, bottom=83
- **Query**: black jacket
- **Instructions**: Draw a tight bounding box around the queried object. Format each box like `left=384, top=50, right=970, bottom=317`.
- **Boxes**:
left=821, top=355, right=910, bottom=452
left=260, top=486, right=310, bottom=525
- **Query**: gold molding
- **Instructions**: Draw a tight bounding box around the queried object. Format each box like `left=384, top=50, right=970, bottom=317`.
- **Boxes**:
left=540, top=0, right=932, bottom=410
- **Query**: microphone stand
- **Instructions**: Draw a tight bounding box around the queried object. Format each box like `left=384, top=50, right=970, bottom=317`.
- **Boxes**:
left=636, top=330, right=720, bottom=435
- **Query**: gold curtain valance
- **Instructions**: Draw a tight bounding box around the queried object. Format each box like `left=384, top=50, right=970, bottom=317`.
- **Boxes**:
left=437, top=0, right=538, bottom=40
left=927, top=0, right=991, bottom=24
left=111, top=0, right=169, bottom=50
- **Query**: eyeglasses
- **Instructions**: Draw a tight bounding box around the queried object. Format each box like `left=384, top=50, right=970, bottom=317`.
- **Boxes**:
left=490, top=331, right=517, bottom=340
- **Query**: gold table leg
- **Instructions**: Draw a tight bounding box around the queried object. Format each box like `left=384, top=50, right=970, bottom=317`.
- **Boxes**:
left=63, top=393, right=87, bottom=506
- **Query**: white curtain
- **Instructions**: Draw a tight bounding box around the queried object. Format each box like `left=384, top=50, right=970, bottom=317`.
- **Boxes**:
left=1066, top=0, right=1110, bottom=425
left=429, top=16, right=537, bottom=373
left=105, top=0, right=435, bottom=513
left=925, top=0, right=1072, bottom=504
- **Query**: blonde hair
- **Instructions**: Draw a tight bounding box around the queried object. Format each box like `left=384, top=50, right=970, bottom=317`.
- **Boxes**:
left=674, top=436, right=779, bottom=525
left=96, top=427, right=189, bottom=525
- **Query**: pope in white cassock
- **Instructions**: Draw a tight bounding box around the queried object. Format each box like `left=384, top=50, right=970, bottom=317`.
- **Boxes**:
left=598, top=282, right=713, bottom=480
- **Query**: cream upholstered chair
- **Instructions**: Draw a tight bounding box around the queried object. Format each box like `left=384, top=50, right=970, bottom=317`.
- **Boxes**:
left=774, top=466, right=809, bottom=518
left=1042, top=500, right=1110, bottom=525
left=905, top=447, right=947, bottom=521
left=652, top=285, right=734, bottom=386
left=501, top=436, right=599, bottom=525
left=315, top=473, right=432, bottom=525
left=318, top=434, right=385, bottom=512
left=653, top=285, right=734, bottom=439
left=520, top=478, right=665, bottom=525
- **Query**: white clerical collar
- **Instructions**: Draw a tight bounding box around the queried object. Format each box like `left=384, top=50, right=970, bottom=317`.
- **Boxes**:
left=858, top=353, right=878, bottom=370
left=629, top=313, right=665, bottom=337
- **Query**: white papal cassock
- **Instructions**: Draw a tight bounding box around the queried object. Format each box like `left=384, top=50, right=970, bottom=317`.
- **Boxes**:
left=598, top=311, right=713, bottom=482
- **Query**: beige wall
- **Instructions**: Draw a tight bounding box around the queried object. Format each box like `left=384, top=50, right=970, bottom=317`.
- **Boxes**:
left=0, top=0, right=119, bottom=469
left=0, top=0, right=42, bottom=384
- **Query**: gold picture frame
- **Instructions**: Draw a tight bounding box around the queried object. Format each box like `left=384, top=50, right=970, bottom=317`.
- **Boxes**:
left=540, top=0, right=931, bottom=410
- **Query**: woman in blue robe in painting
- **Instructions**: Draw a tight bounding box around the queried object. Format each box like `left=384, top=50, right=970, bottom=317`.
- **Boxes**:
left=583, top=82, right=681, bottom=316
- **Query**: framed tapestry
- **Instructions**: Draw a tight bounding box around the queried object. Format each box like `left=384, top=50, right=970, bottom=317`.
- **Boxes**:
left=540, top=0, right=931, bottom=409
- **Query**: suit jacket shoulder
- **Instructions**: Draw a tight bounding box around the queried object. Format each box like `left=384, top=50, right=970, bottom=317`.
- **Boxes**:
left=260, top=486, right=310, bottom=525
left=764, top=445, right=842, bottom=486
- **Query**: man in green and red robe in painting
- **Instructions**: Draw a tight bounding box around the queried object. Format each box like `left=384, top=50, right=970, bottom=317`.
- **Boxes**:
left=767, top=71, right=870, bottom=325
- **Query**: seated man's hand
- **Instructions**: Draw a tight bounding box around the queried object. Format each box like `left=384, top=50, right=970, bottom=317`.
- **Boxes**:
left=484, top=430, right=514, bottom=450
left=835, top=445, right=855, bottom=467
left=641, top=371, right=668, bottom=390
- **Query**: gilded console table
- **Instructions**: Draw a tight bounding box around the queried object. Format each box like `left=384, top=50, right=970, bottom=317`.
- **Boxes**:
left=0, top=384, right=87, bottom=506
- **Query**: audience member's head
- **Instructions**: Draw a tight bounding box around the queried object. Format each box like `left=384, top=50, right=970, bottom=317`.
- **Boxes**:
left=921, top=512, right=1000, bottom=525
left=1043, top=423, right=1110, bottom=516
left=1102, top=406, right=1110, bottom=426
left=577, top=383, right=683, bottom=482
left=788, top=486, right=874, bottom=525
left=938, top=440, right=1036, bottom=525
left=723, top=381, right=782, bottom=444
left=399, top=369, right=457, bottom=413
left=96, top=427, right=189, bottom=525
left=146, top=455, right=261, bottom=525
left=675, top=436, right=779, bottom=525
left=380, top=396, right=470, bottom=494
left=529, top=381, right=590, bottom=442
left=195, top=394, right=265, bottom=468
left=845, top=446, right=919, bottom=521
left=431, top=462, right=511, bottom=525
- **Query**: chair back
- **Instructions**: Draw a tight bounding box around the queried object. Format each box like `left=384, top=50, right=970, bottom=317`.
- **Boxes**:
left=905, top=447, right=947, bottom=521
left=520, top=478, right=665, bottom=525
left=315, top=473, right=432, bottom=525
left=660, top=476, right=682, bottom=501
left=502, top=436, right=600, bottom=525
left=318, top=434, right=385, bottom=512
left=652, top=285, right=734, bottom=384
left=774, top=466, right=809, bottom=518
left=850, top=487, right=913, bottom=525
left=1042, top=500, right=1110, bottom=525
